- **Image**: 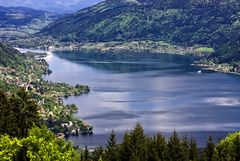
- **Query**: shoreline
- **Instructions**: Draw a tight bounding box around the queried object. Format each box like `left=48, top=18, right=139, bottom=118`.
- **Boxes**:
left=192, top=62, right=239, bottom=76
left=15, top=46, right=239, bottom=77
left=47, top=41, right=209, bottom=57
left=15, top=47, right=52, bottom=55
left=69, top=130, right=236, bottom=149
left=15, top=47, right=240, bottom=148
left=10, top=38, right=212, bottom=56
left=15, top=47, right=93, bottom=136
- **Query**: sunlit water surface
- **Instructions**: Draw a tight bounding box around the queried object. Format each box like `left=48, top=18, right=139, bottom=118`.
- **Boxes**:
left=43, top=51, right=240, bottom=147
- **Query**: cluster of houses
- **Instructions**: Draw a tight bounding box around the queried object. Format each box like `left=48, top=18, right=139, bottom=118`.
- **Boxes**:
left=38, top=100, right=93, bottom=139
left=0, top=66, right=24, bottom=86
left=0, top=64, right=93, bottom=138
left=0, top=66, right=16, bottom=74
left=0, top=66, right=39, bottom=91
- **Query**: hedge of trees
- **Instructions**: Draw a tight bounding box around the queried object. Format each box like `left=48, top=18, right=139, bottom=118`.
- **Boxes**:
left=81, top=125, right=240, bottom=161
left=0, top=89, right=240, bottom=161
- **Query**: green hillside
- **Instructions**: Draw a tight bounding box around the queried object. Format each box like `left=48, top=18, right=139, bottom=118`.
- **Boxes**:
left=40, top=0, right=240, bottom=63
left=0, top=43, right=26, bottom=67
left=0, top=6, right=58, bottom=40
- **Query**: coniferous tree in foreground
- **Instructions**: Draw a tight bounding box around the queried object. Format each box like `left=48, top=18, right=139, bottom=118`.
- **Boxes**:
left=83, top=146, right=90, bottom=161
left=147, top=136, right=159, bottom=161
left=0, top=91, right=9, bottom=135
left=189, top=137, right=199, bottom=161
left=181, top=135, right=190, bottom=161
left=167, top=131, right=183, bottom=161
left=147, top=133, right=167, bottom=161
left=0, top=88, right=40, bottom=138
left=155, top=133, right=168, bottom=161
left=92, top=146, right=104, bottom=161
left=129, top=123, right=148, bottom=161
left=106, top=130, right=118, bottom=161
left=119, top=132, right=132, bottom=161
left=119, top=123, right=148, bottom=161
left=202, top=136, right=216, bottom=161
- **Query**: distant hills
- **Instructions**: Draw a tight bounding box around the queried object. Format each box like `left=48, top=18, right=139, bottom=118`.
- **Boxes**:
left=40, top=0, right=240, bottom=63
left=0, top=6, right=58, bottom=40
left=0, top=0, right=104, bottom=13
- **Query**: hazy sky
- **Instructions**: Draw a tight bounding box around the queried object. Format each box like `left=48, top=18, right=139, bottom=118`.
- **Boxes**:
left=0, top=0, right=104, bottom=13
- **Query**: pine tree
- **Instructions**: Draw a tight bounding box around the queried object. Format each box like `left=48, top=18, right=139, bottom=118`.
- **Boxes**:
left=129, top=123, right=148, bottom=161
left=147, top=133, right=167, bottom=161
left=156, top=133, right=167, bottom=161
left=202, top=136, right=216, bottom=161
left=119, top=123, right=148, bottom=161
left=189, top=137, right=198, bottom=161
left=93, top=146, right=104, bottom=161
left=0, top=88, right=40, bottom=138
left=147, top=136, right=159, bottom=161
left=181, top=135, right=190, bottom=161
left=119, top=132, right=132, bottom=161
left=167, top=131, right=184, bottom=161
left=106, top=130, right=118, bottom=161
left=83, top=146, right=90, bottom=161
left=12, top=88, right=40, bottom=138
left=0, top=91, right=9, bottom=135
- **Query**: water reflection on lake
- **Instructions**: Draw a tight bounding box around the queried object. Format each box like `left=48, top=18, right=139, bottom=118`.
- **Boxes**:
left=43, top=51, right=240, bottom=147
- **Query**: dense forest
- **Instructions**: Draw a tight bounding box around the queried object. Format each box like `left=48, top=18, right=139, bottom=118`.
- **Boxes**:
left=40, top=0, right=240, bottom=63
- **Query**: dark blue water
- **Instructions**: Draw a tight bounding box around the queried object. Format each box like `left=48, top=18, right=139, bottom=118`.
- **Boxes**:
left=43, top=51, right=240, bottom=147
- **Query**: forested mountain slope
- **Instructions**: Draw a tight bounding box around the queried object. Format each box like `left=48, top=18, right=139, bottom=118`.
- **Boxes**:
left=0, top=6, right=58, bottom=39
left=40, top=0, right=240, bottom=63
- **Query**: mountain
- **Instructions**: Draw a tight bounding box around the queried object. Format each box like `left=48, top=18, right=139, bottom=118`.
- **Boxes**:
left=40, top=0, right=239, bottom=45
left=0, top=42, right=27, bottom=68
left=0, top=0, right=104, bottom=13
left=0, top=6, right=58, bottom=40
left=40, top=0, right=240, bottom=63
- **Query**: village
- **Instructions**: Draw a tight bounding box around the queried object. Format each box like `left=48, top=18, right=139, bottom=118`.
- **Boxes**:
left=0, top=54, right=93, bottom=138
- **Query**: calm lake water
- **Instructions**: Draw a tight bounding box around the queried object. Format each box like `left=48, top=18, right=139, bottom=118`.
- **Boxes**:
left=43, top=51, right=240, bottom=147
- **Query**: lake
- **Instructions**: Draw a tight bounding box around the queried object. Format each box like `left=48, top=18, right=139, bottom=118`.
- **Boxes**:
left=43, top=51, right=240, bottom=147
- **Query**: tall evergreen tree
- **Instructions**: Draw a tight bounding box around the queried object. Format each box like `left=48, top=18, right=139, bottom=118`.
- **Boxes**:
left=0, top=91, right=10, bottom=135
left=202, top=136, right=216, bottom=161
left=181, top=135, right=190, bottom=161
left=129, top=123, right=148, bottom=161
left=119, top=132, right=132, bottom=161
left=12, top=88, right=40, bottom=138
left=189, top=137, right=198, bottom=161
left=83, top=146, right=90, bottom=161
left=155, top=133, right=167, bottom=161
left=106, top=130, right=118, bottom=161
left=147, top=133, right=167, bottom=161
left=167, top=131, right=184, bottom=161
left=147, top=136, right=159, bottom=161
left=0, top=88, right=40, bottom=138
left=119, top=123, right=148, bottom=161
left=93, top=146, right=104, bottom=161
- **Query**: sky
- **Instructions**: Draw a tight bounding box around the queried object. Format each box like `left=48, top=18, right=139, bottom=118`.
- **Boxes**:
left=0, top=0, right=104, bottom=13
